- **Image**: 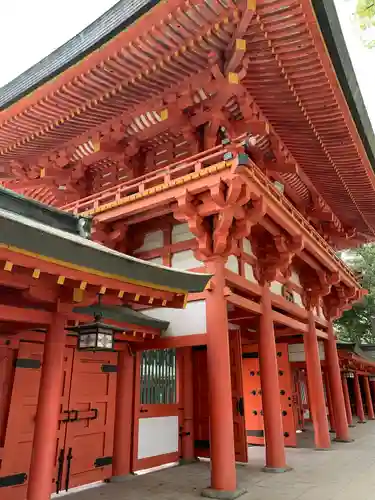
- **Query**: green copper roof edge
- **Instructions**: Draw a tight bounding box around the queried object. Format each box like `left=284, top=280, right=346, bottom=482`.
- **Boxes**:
left=0, top=186, right=91, bottom=236
left=0, top=208, right=211, bottom=294
left=0, top=1, right=161, bottom=110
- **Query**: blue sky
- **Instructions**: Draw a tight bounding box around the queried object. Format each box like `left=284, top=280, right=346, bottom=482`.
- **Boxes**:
left=1, top=0, right=374, bottom=127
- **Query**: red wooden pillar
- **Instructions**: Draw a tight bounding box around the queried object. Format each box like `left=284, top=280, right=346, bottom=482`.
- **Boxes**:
left=324, top=323, right=350, bottom=441
left=303, top=312, right=330, bottom=449
left=112, top=348, right=135, bottom=480
left=324, top=371, right=335, bottom=432
left=202, top=258, right=244, bottom=498
left=363, top=376, right=375, bottom=420
left=180, top=347, right=195, bottom=463
left=354, top=373, right=366, bottom=423
left=259, top=285, right=289, bottom=472
left=341, top=374, right=355, bottom=427
left=27, top=313, right=66, bottom=500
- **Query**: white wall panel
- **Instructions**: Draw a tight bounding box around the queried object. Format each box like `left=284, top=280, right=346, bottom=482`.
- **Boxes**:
left=244, top=263, right=256, bottom=283
left=288, top=342, right=325, bottom=362
left=243, top=238, right=253, bottom=255
left=138, top=230, right=164, bottom=252
left=138, top=416, right=179, bottom=459
left=225, top=255, right=239, bottom=274
left=171, top=223, right=195, bottom=244
left=171, top=250, right=203, bottom=270
left=143, top=300, right=206, bottom=336
left=146, top=256, right=163, bottom=266
left=293, top=292, right=304, bottom=308
left=270, top=281, right=283, bottom=295
left=291, top=270, right=300, bottom=285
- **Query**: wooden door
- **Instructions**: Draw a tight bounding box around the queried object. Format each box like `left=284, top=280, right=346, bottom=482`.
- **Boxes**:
left=292, top=368, right=305, bottom=431
left=61, top=350, right=117, bottom=490
left=192, top=341, right=248, bottom=462
left=242, top=344, right=297, bottom=447
left=132, top=349, right=182, bottom=471
left=0, top=342, right=43, bottom=500
left=229, top=330, right=248, bottom=463
left=242, top=351, right=264, bottom=446
left=192, top=346, right=210, bottom=458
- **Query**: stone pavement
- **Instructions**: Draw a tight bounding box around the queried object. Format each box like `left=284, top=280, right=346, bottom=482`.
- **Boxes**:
left=67, top=420, right=375, bottom=500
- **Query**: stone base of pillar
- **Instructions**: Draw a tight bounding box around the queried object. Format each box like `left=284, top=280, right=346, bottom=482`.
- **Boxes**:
left=315, top=448, right=331, bottom=451
left=367, top=417, right=375, bottom=420
left=201, top=487, right=247, bottom=499
left=262, top=466, right=292, bottom=473
left=349, top=424, right=356, bottom=428
left=357, top=420, right=366, bottom=424
left=179, top=458, right=198, bottom=466
left=110, top=474, right=135, bottom=483
left=333, top=437, right=354, bottom=443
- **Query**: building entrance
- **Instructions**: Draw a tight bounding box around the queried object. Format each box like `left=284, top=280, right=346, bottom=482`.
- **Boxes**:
left=0, top=342, right=117, bottom=499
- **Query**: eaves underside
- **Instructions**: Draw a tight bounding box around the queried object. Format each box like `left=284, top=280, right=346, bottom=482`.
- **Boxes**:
left=0, top=0, right=161, bottom=110
left=0, top=0, right=375, bottom=239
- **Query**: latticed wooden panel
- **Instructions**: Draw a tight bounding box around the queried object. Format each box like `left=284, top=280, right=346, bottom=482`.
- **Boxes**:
left=140, top=349, right=176, bottom=405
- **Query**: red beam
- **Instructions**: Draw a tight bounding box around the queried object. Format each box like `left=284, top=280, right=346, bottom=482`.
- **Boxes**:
left=134, top=333, right=207, bottom=350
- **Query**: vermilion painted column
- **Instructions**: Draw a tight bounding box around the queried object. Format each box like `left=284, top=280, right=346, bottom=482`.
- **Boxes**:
left=354, top=373, right=366, bottom=423
left=181, top=347, right=195, bottom=463
left=341, top=374, right=355, bottom=427
left=324, top=372, right=335, bottom=432
left=303, top=311, right=331, bottom=449
left=259, top=285, right=288, bottom=471
left=202, top=258, right=242, bottom=498
left=27, top=314, right=66, bottom=500
left=363, top=376, right=375, bottom=420
left=324, top=323, right=350, bottom=441
left=112, top=348, right=135, bottom=480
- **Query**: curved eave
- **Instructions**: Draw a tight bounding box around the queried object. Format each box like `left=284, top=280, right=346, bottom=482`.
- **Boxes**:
left=0, top=0, right=161, bottom=111
left=0, top=208, right=211, bottom=294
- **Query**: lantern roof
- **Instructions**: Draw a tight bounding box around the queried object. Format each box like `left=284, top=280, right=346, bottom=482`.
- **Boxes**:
left=73, top=303, right=169, bottom=331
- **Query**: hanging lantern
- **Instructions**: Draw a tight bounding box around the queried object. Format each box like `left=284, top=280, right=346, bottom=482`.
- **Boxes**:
left=69, top=296, right=122, bottom=351
left=345, top=371, right=355, bottom=379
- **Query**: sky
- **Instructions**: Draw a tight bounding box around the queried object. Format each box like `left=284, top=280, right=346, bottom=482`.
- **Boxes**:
left=0, top=0, right=374, bottom=126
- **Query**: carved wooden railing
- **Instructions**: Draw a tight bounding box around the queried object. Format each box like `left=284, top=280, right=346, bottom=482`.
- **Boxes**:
left=63, top=142, right=358, bottom=286
left=63, top=141, right=243, bottom=216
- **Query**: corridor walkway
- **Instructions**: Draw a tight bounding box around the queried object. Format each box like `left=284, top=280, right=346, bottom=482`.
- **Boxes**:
left=68, top=421, right=375, bottom=500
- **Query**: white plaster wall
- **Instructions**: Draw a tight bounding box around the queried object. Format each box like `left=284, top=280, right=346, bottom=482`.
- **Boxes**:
left=290, top=270, right=301, bottom=285
left=138, top=230, right=164, bottom=252
left=243, top=238, right=253, bottom=255
left=171, top=250, right=203, bottom=270
left=146, top=256, right=163, bottom=266
left=171, top=223, right=195, bottom=244
left=138, top=416, right=179, bottom=459
left=270, top=281, right=283, bottom=295
left=292, top=291, right=304, bottom=308
left=143, top=300, right=206, bottom=336
left=225, top=255, right=239, bottom=274
left=244, top=262, right=256, bottom=283
left=288, top=342, right=325, bottom=362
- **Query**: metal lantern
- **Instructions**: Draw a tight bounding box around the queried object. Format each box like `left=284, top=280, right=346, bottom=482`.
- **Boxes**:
left=345, top=371, right=355, bottom=379
left=73, top=317, right=115, bottom=351
left=69, top=295, right=122, bottom=350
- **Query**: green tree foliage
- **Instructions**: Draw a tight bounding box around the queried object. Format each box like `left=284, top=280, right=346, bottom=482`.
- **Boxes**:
left=335, top=244, right=375, bottom=343
left=355, top=0, right=375, bottom=48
